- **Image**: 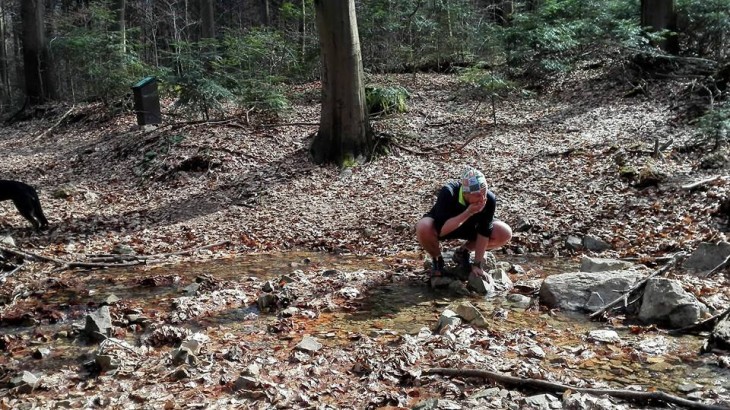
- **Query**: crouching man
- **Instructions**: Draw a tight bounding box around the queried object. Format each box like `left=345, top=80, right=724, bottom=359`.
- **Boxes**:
left=416, top=166, right=512, bottom=279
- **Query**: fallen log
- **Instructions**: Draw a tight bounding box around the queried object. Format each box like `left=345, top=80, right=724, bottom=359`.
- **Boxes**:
left=589, top=252, right=685, bottom=320
left=424, top=367, right=727, bottom=410
left=0, top=240, right=231, bottom=271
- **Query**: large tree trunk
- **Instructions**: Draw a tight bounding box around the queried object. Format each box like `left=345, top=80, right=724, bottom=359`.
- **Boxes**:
left=310, top=0, right=372, bottom=166
left=641, top=0, right=679, bottom=54
left=21, top=0, right=56, bottom=103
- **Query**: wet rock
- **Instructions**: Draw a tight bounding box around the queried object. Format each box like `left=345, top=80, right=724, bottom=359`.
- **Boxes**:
left=95, top=354, right=119, bottom=372
left=10, top=371, right=39, bottom=394
left=224, top=345, right=243, bottom=361
left=470, top=387, right=502, bottom=400
left=0, top=235, right=16, bottom=247
left=182, top=282, right=200, bottom=296
left=523, top=393, right=560, bottom=409
left=540, top=270, right=643, bottom=312
left=262, top=280, right=276, bottom=292
left=565, top=236, right=583, bottom=251
left=172, top=367, right=190, bottom=380
left=435, top=309, right=462, bottom=333
left=243, top=363, right=260, bottom=377
left=171, top=346, right=198, bottom=366
left=490, top=268, right=513, bottom=291
left=295, top=336, right=322, bottom=353
left=453, top=302, right=487, bottom=328
left=84, top=306, right=113, bottom=341
left=514, top=217, right=533, bottom=232
left=638, top=278, right=704, bottom=328
left=322, top=269, right=339, bottom=277
left=280, top=307, right=299, bottom=317
left=103, top=294, right=120, bottom=306
left=583, top=235, right=611, bottom=252
left=563, top=393, right=621, bottom=410
left=683, top=241, right=730, bottom=274
left=580, top=257, right=633, bottom=273
left=706, top=314, right=730, bottom=351
left=32, top=347, right=51, bottom=359
left=428, top=274, right=453, bottom=289
left=257, top=294, right=277, bottom=311
left=678, top=382, right=703, bottom=393
left=526, top=345, right=546, bottom=358
left=506, top=294, right=532, bottom=309
left=587, top=330, right=621, bottom=343
left=234, top=375, right=259, bottom=391
left=112, top=243, right=136, bottom=255
left=468, top=272, right=495, bottom=295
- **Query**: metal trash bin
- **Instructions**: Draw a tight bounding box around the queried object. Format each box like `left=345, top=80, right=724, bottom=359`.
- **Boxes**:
left=131, top=76, right=161, bottom=125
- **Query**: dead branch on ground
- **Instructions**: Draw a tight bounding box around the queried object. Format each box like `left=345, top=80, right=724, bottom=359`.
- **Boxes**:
left=0, top=241, right=231, bottom=271
left=671, top=305, right=730, bottom=335
left=424, top=367, right=727, bottom=410
left=34, top=105, right=76, bottom=141
left=589, top=252, right=685, bottom=320
left=682, top=176, right=721, bottom=190
left=705, top=253, right=730, bottom=278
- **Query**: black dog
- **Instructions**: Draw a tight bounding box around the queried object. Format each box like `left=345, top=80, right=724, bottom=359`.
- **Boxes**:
left=0, top=180, right=49, bottom=230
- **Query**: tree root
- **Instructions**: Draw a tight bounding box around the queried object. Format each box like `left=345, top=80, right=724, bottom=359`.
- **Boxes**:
left=424, top=367, right=728, bottom=410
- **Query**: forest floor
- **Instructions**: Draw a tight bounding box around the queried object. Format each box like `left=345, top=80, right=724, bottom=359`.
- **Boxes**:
left=1, top=58, right=730, bottom=409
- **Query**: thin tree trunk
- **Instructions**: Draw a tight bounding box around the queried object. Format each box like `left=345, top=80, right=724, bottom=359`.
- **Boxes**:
left=299, top=0, right=306, bottom=62
left=200, top=0, right=215, bottom=39
left=260, top=0, right=271, bottom=26
left=110, top=0, right=126, bottom=53
left=0, top=0, right=9, bottom=102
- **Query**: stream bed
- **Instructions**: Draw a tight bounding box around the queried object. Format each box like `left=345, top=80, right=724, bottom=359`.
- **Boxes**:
left=2, top=252, right=729, bottom=404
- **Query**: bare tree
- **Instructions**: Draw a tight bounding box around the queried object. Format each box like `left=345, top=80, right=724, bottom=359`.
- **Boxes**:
left=641, top=0, right=678, bottom=54
left=310, top=0, right=373, bottom=166
left=21, top=0, right=56, bottom=103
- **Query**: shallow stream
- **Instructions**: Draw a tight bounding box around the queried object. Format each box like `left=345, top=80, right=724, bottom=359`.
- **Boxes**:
left=2, top=252, right=729, bottom=398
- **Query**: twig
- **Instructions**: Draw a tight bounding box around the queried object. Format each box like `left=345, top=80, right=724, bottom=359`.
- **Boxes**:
left=0, top=264, right=24, bottom=282
left=682, top=175, right=721, bottom=190
left=424, top=367, right=727, bottom=410
left=705, top=253, right=730, bottom=278
left=671, top=305, right=730, bottom=335
left=589, top=252, right=685, bottom=319
left=34, top=105, right=75, bottom=141
left=0, top=245, right=66, bottom=264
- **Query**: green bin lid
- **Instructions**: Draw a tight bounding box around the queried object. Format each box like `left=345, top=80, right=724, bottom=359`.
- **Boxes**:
left=133, top=76, right=156, bottom=88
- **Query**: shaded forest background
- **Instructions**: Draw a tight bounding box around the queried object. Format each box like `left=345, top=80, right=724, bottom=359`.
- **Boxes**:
left=0, top=0, right=728, bottom=152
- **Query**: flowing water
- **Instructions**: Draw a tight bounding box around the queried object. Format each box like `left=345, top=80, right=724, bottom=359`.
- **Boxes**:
left=2, top=252, right=729, bottom=398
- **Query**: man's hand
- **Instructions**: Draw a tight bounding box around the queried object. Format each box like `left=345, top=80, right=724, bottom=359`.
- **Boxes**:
left=471, top=264, right=487, bottom=279
left=466, top=196, right=486, bottom=216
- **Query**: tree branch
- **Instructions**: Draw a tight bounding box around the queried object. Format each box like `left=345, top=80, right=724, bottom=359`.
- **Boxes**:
left=424, top=367, right=727, bottom=410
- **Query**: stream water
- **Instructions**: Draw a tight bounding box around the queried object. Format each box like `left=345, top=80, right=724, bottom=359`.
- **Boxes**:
left=2, top=252, right=729, bottom=399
